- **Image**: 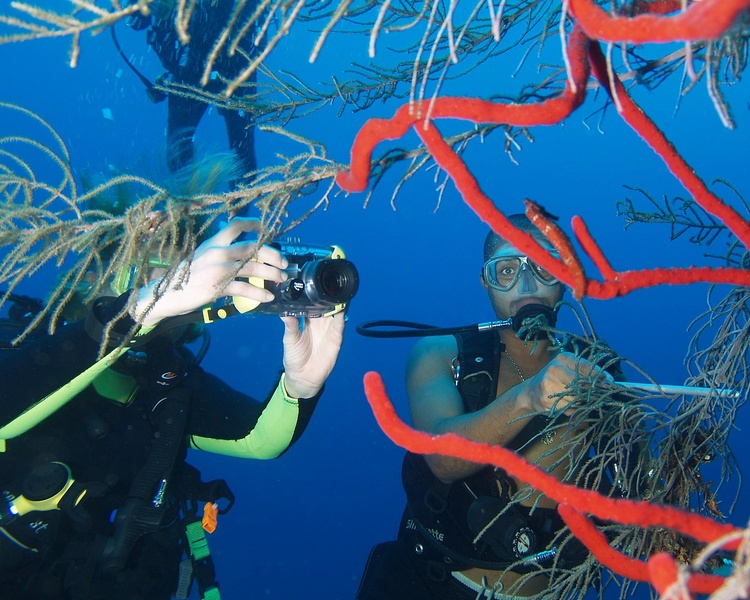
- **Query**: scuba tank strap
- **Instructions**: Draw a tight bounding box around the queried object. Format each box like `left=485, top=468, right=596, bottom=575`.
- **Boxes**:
left=454, top=330, right=549, bottom=451
left=176, top=462, right=236, bottom=516
left=174, top=463, right=235, bottom=600
left=101, top=386, right=192, bottom=572
left=453, top=330, right=504, bottom=413
left=180, top=519, right=221, bottom=600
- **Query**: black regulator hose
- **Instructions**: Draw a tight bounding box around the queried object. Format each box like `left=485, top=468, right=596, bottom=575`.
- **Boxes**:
left=356, top=304, right=558, bottom=339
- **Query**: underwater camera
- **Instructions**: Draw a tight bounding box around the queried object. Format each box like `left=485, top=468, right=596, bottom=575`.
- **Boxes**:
left=232, top=241, right=359, bottom=317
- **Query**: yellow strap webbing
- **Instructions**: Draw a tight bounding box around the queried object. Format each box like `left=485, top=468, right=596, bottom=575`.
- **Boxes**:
left=0, top=347, right=125, bottom=442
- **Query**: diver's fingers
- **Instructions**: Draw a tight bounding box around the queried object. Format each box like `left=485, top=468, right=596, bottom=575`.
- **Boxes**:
left=235, top=258, right=288, bottom=283
left=554, top=352, right=582, bottom=370
left=224, top=278, right=275, bottom=303
left=210, top=217, right=262, bottom=247
left=220, top=241, right=287, bottom=269
left=280, top=314, right=301, bottom=334
left=246, top=243, right=287, bottom=269
left=556, top=352, right=612, bottom=382
left=196, top=240, right=286, bottom=272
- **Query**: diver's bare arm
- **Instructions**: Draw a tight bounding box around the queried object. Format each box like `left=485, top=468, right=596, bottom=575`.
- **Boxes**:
left=406, top=336, right=538, bottom=484
left=414, top=351, right=606, bottom=483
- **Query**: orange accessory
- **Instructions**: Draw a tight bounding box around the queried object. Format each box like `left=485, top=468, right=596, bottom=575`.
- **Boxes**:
left=202, top=502, right=219, bottom=534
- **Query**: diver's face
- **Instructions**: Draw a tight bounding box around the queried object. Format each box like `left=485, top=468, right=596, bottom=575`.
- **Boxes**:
left=481, top=242, right=564, bottom=320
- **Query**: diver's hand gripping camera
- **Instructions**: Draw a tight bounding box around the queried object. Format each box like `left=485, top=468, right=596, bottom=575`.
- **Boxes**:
left=232, top=241, right=359, bottom=318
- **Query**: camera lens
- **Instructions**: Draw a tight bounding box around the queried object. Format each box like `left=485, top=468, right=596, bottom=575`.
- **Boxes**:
left=316, top=260, right=359, bottom=301
left=321, top=266, right=345, bottom=296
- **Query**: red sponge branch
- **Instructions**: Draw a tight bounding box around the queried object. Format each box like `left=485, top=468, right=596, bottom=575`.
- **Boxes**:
left=337, top=17, right=750, bottom=297
left=569, top=0, right=750, bottom=43
left=363, top=371, right=738, bottom=544
left=363, top=371, right=741, bottom=595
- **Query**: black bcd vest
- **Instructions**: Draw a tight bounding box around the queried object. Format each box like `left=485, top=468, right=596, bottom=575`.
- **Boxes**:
left=399, top=330, right=587, bottom=574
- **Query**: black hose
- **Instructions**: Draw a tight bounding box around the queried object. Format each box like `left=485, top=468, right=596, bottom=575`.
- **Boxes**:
left=110, top=24, right=166, bottom=103
left=355, top=305, right=558, bottom=339
left=355, top=319, right=512, bottom=338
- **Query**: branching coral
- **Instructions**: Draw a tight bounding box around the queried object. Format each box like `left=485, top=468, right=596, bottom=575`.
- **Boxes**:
left=3, top=1, right=750, bottom=597
left=0, top=103, right=340, bottom=343
left=331, top=1, right=750, bottom=598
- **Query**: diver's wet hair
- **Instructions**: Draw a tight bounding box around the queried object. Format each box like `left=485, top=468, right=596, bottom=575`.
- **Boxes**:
left=483, top=214, right=552, bottom=261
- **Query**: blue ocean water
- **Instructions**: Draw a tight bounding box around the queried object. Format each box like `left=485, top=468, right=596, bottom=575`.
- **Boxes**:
left=2, top=6, right=749, bottom=599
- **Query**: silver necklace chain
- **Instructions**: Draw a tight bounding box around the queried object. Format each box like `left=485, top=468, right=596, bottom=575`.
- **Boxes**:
left=503, top=350, right=526, bottom=382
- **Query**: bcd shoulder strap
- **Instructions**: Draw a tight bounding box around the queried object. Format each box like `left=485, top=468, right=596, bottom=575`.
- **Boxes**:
left=101, top=385, right=192, bottom=572
left=453, top=330, right=503, bottom=414
left=454, top=330, right=549, bottom=452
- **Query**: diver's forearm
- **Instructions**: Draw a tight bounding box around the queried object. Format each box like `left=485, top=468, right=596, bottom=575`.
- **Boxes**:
left=189, top=374, right=321, bottom=459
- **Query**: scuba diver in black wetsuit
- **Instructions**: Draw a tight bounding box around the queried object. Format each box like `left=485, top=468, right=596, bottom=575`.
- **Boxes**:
left=355, top=214, right=612, bottom=600
left=126, top=0, right=260, bottom=180
left=0, top=218, right=346, bottom=599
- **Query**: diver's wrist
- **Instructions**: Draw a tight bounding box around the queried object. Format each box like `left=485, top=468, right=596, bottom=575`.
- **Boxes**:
left=280, top=373, right=322, bottom=401
left=130, top=281, right=165, bottom=328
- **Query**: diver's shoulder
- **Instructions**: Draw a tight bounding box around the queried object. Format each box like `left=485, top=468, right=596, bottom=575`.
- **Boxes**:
left=409, top=334, right=458, bottom=361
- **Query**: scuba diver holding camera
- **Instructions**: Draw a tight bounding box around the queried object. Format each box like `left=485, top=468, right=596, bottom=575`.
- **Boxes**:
left=355, top=214, right=612, bottom=600
left=0, top=218, right=355, bottom=599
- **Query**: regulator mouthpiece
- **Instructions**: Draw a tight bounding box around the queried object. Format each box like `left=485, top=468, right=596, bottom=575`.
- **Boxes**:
left=511, top=304, right=557, bottom=339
